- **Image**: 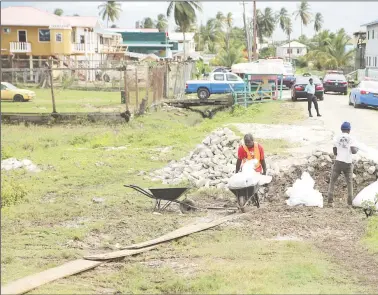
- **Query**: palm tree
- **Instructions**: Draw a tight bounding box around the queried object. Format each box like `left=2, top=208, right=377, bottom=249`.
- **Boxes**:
left=277, top=8, right=288, bottom=32
left=54, top=8, right=63, bottom=16
left=216, top=41, right=245, bottom=67
left=284, top=18, right=293, bottom=61
left=167, top=1, right=202, bottom=60
left=256, top=7, right=276, bottom=43
left=98, top=1, right=122, bottom=28
left=143, top=17, right=154, bottom=29
left=196, top=18, right=217, bottom=52
left=294, top=1, right=312, bottom=36
left=225, top=12, right=233, bottom=51
left=313, top=12, right=323, bottom=33
left=156, top=14, right=168, bottom=32
left=215, top=11, right=226, bottom=32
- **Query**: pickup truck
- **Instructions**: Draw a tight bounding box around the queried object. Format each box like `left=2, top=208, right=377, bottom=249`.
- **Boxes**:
left=185, top=72, right=245, bottom=99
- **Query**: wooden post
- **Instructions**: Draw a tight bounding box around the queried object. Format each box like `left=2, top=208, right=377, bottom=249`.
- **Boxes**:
left=49, top=59, right=57, bottom=113
left=11, top=55, right=14, bottom=84
left=135, top=67, right=139, bottom=110
left=29, top=55, right=33, bottom=81
left=123, top=65, right=129, bottom=112
left=145, top=65, right=150, bottom=104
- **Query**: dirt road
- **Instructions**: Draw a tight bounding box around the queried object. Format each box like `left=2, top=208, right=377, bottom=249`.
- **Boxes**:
left=299, top=93, right=378, bottom=148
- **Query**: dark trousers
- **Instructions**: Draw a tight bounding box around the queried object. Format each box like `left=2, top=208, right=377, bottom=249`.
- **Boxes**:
left=307, top=94, right=320, bottom=115
left=327, top=160, right=354, bottom=205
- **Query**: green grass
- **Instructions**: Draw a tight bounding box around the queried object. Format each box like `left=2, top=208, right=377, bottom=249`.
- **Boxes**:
left=364, top=216, right=378, bottom=253
left=1, top=87, right=155, bottom=113
left=1, top=102, right=371, bottom=293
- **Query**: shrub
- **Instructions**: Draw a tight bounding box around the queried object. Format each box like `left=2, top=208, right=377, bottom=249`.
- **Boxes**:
left=1, top=177, right=28, bottom=207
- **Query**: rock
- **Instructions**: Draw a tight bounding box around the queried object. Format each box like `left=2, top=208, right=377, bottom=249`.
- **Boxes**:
left=92, top=197, right=104, bottom=204
left=324, top=155, right=332, bottom=163
left=313, top=151, right=323, bottom=157
left=308, top=156, right=317, bottom=163
left=367, top=166, right=376, bottom=175
left=307, top=166, right=315, bottom=173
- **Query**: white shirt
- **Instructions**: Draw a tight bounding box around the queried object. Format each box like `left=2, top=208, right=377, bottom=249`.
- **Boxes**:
left=305, top=83, right=316, bottom=94
left=333, top=133, right=357, bottom=164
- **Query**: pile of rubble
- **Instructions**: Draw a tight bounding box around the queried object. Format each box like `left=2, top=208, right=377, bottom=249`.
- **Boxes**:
left=150, top=128, right=241, bottom=189
left=1, top=158, right=41, bottom=172
left=265, top=150, right=378, bottom=203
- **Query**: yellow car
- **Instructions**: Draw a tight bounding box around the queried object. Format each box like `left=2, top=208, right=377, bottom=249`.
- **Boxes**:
left=1, top=82, right=36, bottom=102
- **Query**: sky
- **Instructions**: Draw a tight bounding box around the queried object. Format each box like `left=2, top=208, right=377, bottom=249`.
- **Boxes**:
left=1, top=1, right=377, bottom=41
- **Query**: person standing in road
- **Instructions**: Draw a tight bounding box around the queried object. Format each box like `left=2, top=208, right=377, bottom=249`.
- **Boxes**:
left=327, top=122, right=359, bottom=207
left=305, top=78, right=322, bottom=117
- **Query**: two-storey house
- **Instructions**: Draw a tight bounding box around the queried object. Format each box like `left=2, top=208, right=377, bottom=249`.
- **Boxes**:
left=276, top=41, right=307, bottom=62
left=363, top=19, right=378, bottom=69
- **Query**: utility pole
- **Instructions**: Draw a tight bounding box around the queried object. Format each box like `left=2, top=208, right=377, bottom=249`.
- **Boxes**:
left=252, top=1, right=258, bottom=61
left=242, top=1, right=251, bottom=62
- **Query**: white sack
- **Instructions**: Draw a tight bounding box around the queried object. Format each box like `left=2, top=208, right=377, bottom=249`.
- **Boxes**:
left=352, top=181, right=378, bottom=209
left=285, top=172, right=323, bottom=208
left=228, top=170, right=259, bottom=189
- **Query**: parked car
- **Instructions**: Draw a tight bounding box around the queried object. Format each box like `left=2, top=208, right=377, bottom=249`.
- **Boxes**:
left=291, top=76, right=324, bottom=101
left=211, top=67, right=231, bottom=73
left=0, top=82, right=35, bottom=102
left=349, top=80, right=378, bottom=108
left=326, top=70, right=344, bottom=75
left=185, top=72, right=245, bottom=99
left=323, top=73, right=348, bottom=95
left=282, top=64, right=295, bottom=88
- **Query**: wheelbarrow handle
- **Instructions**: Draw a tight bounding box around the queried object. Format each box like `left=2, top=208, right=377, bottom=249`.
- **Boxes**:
left=124, top=184, right=155, bottom=198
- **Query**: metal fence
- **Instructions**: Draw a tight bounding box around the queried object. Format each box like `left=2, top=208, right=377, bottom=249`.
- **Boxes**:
left=1, top=58, right=195, bottom=114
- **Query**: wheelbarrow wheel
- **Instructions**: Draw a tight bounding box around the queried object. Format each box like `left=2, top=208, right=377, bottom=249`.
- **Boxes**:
left=238, top=195, right=247, bottom=213
left=179, top=199, right=196, bottom=214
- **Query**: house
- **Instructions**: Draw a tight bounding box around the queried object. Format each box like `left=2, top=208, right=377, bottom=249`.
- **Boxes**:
left=275, top=41, right=307, bottom=61
left=0, top=6, right=125, bottom=80
left=362, top=19, right=378, bottom=68
left=167, top=32, right=196, bottom=60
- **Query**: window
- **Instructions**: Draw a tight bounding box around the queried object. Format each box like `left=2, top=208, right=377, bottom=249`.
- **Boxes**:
left=287, top=49, right=292, bottom=54
left=373, top=30, right=375, bottom=39
left=39, top=29, right=50, bottom=42
left=55, top=33, right=62, bottom=42
left=226, top=74, right=239, bottom=81
left=0, top=84, right=6, bottom=90
left=297, top=48, right=300, bottom=54
left=369, top=57, right=371, bottom=66
left=80, top=35, right=85, bottom=44
left=368, top=30, right=370, bottom=40
left=18, top=30, right=27, bottom=42
left=214, top=74, right=225, bottom=81
left=100, top=36, right=104, bottom=45
left=3, top=28, right=10, bottom=34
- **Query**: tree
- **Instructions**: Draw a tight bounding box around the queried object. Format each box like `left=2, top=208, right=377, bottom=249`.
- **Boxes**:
left=54, top=8, right=63, bottom=16
left=110, top=24, right=118, bottom=28
left=284, top=18, right=293, bottom=61
left=156, top=14, right=168, bottom=32
left=259, top=46, right=276, bottom=59
left=277, top=8, right=288, bottom=31
left=314, top=12, right=323, bottom=33
left=306, top=29, right=355, bottom=69
left=143, top=17, right=154, bottom=29
left=215, top=41, right=245, bottom=67
left=256, top=7, right=276, bottom=43
left=195, top=18, right=217, bottom=52
left=294, top=1, right=312, bottom=36
left=98, top=1, right=122, bottom=28
left=167, top=1, right=202, bottom=60
left=215, top=11, right=225, bottom=32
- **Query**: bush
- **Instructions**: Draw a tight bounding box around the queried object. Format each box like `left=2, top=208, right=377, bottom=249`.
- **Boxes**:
left=1, top=146, right=12, bottom=160
left=1, top=178, right=28, bottom=207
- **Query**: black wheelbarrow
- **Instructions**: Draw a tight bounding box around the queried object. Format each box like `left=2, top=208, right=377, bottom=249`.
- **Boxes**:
left=124, top=185, right=196, bottom=213
left=229, top=184, right=260, bottom=213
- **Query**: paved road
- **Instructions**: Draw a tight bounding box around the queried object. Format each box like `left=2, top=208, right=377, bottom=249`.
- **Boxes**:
left=298, top=93, right=378, bottom=148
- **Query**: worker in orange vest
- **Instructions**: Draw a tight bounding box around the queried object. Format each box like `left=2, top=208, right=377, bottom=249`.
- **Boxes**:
left=236, top=133, right=267, bottom=175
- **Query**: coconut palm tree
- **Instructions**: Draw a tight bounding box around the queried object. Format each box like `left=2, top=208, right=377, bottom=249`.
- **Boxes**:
left=143, top=17, right=154, bottom=29
left=98, top=1, right=123, bottom=28
left=294, top=1, right=312, bottom=36
left=256, top=7, right=276, bottom=43
left=313, top=12, right=323, bottom=33
left=214, top=11, right=226, bottom=32
left=277, top=8, right=288, bottom=32
left=156, top=14, right=168, bottom=32
left=195, top=18, right=217, bottom=52
left=54, top=8, right=63, bottom=16
left=216, top=41, right=245, bottom=67
left=167, top=1, right=202, bottom=60
left=284, top=18, right=293, bottom=61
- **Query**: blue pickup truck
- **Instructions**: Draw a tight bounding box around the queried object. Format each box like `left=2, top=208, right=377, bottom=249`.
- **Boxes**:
left=185, top=72, right=245, bottom=99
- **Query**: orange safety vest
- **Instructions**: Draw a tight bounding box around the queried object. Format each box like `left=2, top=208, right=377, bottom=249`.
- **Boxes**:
left=241, top=143, right=261, bottom=171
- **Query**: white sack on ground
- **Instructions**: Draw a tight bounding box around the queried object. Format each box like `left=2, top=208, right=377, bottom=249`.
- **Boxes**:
left=285, top=172, right=323, bottom=208
left=352, top=181, right=378, bottom=209
left=354, top=141, right=378, bottom=163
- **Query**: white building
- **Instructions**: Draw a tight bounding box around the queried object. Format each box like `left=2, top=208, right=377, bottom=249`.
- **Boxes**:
left=168, top=32, right=196, bottom=55
left=363, top=19, right=378, bottom=68
left=276, top=41, right=307, bottom=61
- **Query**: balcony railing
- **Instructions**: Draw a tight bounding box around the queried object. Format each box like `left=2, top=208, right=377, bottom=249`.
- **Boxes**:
left=72, top=43, right=95, bottom=53
left=10, top=42, right=31, bottom=53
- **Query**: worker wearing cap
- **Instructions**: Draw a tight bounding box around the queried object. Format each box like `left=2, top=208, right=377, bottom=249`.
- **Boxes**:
left=305, top=78, right=321, bottom=118
left=327, top=122, right=359, bottom=207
